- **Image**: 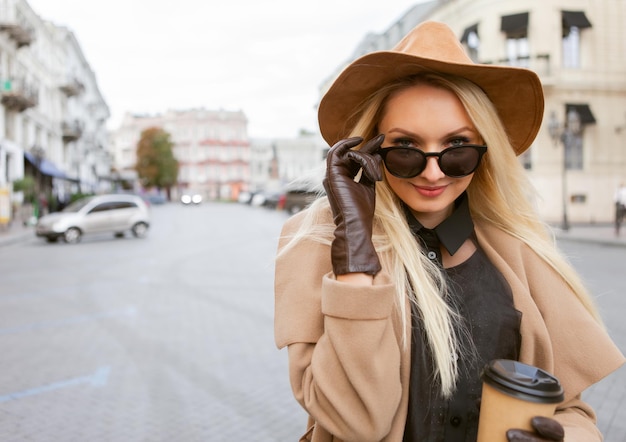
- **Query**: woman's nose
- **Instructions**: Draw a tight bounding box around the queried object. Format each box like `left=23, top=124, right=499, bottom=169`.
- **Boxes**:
left=419, top=156, right=445, bottom=181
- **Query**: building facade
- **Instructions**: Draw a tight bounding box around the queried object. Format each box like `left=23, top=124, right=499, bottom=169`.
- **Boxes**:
left=249, top=134, right=328, bottom=195
left=0, top=0, right=110, bottom=223
left=111, top=108, right=250, bottom=201
left=321, top=0, right=626, bottom=224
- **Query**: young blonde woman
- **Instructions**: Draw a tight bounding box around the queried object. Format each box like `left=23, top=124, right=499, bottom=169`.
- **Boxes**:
left=274, top=21, right=624, bottom=442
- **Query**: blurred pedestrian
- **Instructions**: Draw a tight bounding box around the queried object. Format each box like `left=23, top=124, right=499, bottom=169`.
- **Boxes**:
left=615, top=182, right=626, bottom=236
left=274, top=21, right=624, bottom=442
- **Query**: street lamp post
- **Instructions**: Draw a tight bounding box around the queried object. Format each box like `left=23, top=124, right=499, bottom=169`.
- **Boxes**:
left=548, top=109, right=581, bottom=232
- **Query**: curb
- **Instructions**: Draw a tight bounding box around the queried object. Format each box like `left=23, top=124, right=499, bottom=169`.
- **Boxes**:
left=0, top=228, right=33, bottom=247
left=555, top=235, right=626, bottom=248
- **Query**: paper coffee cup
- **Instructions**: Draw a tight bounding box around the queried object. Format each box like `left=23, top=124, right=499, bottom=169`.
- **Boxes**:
left=477, top=359, right=564, bottom=442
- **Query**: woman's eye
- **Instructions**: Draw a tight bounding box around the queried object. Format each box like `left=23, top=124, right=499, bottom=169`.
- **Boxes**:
left=392, top=138, right=413, bottom=147
left=449, top=137, right=470, bottom=146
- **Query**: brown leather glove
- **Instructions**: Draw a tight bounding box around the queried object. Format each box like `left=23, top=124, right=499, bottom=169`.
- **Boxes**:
left=322, top=135, right=384, bottom=275
left=506, top=416, right=565, bottom=442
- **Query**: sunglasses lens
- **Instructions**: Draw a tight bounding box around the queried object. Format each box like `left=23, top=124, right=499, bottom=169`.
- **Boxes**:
left=380, top=145, right=485, bottom=178
left=440, top=146, right=482, bottom=177
left=383, top=149, right=426, bottom=178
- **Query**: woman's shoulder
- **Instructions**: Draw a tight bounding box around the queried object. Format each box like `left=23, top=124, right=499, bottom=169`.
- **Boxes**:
left=473, top=220, right=538, bottom=265
left=280, top=200, right=333, bottom=235
left=474, top=219, right=521, bottom=245
left=474, top=219, right=555, bottom=254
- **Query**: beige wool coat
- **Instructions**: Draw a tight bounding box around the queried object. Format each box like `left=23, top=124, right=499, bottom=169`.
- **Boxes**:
left=274, top=208, right=625, bottom=442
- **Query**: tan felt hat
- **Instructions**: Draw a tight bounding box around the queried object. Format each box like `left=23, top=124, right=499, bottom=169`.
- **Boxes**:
left=318, top=20, right=544, bottom=155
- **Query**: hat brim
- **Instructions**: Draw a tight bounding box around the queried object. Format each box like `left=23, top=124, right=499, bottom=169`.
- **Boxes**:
left=318, top=52, right=544, bottom=155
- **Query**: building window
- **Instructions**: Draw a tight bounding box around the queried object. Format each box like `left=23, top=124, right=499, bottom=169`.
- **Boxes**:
left=562, top=11, right=592, bottom=68
left=460, top=23, right=480, bottom=62
left=501, top=13, right=529, bottom=67
left=564, top=130, right=583, bottom=170
left=564, top=104, right=595, bottom=170
left=562, top=27, right=580, bottom=68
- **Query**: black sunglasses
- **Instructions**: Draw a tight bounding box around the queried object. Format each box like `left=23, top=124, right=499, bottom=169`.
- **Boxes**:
left=377, top=144, right=487, bottom=178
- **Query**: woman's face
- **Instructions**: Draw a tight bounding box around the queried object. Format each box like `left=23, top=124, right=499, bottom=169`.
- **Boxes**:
left=378, top=83, right=482, bottom=228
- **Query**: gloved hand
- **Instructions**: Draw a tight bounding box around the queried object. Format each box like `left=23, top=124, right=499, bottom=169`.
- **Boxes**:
left=322, top=135, right=384, bottom=275
left=507, top=416, right=565, bottom=442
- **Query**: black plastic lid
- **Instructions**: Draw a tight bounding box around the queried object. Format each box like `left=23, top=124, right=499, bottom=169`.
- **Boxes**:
left=481, top=359, right=564, bottom=404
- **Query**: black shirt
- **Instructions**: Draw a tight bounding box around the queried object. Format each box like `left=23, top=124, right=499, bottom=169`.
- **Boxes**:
left=403, top=194, right=522, bottom=442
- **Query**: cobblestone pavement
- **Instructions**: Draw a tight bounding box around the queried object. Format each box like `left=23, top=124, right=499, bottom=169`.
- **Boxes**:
left=556, top=238, right=626, bottom=442
left=0, top=211, right=624, bottom=441
left=0, top=204, right=307, bottom=441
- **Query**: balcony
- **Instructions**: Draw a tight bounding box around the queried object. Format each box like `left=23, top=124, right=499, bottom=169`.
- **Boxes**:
left=481, top=53, right=553, bottom=79
left=1, top=78, right=37, bottom=112
left=0, top=22, right=34, bottom=48
left=62, top=120, right=84, bottom=143
left=59, top=78, right=85, bottom=97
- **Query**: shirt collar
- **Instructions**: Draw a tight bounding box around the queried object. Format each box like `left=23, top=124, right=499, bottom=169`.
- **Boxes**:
left=403, top=192, right=474, bottom=257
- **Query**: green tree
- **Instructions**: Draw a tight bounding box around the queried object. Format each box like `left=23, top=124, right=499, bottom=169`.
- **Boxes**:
left=135, top=127, right=179, bottom=198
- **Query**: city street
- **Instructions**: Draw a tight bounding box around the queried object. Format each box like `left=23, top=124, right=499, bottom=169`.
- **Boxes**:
left=0, top=202, right=306, bottom=441
left=0, top=202, right=624, bottom=441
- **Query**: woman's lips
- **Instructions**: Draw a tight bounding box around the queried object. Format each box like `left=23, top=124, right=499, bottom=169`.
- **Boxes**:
left=413, top=185, right=447, bottom=197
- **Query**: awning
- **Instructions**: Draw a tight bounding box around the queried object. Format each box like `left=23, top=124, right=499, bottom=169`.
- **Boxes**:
left=460, top=23, right=478, bottom=43
left=566, top=104, right=596, bottom=125
left=562, top=11, right=592, bottom=29
left=501, top=12, right=529, bottom=37
left=24, top=151, right=78, bottom=181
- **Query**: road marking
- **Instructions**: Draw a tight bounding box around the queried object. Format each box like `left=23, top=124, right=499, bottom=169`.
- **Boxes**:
left=0, top=306, right=137, bottom=335
left=0, top=366, right=110, bottom=403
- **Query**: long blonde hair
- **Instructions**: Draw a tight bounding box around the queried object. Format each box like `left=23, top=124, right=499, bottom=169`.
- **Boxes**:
left=279, top=72, right=604, bottom=397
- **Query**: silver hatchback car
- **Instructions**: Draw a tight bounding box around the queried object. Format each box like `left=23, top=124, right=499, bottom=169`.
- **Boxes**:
left=36, top=194, right=151, bottom=243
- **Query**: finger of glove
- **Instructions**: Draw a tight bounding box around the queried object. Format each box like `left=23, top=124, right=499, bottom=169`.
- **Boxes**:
left=345, top=150, right=382, bottom=182
left=360, top=134, right=386, bottom=155
left=506, top=429, right=549, bottom=442
left=328, top=137, right=364, bottom=161
left=326, top=137, right=365, bottom=179
left=358, top=134, right=385, bottom=182
left=531, top=417, right=564, bottom=441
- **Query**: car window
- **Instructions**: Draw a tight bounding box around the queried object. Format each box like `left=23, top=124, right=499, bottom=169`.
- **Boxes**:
left=88, top=202, right=118, bottom=213
left=62, top=197, right=94, bottom=213
left=116, top=201, right=137, bottom=209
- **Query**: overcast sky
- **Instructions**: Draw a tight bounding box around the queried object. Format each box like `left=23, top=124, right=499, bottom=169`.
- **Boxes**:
left=26, top=0, right=426, bottom=139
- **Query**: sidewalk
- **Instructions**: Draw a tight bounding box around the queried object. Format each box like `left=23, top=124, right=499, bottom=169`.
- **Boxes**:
left=0, top=222, right=35, bottom=247
left=551, top=223, right=626, bottom=247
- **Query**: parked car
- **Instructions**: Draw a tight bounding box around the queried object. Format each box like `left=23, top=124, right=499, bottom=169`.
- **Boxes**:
left=250, top=190, right=284, bottom=209
left=35, top=194, right=151, bottom=244
left=251, top=189, right=285, bottom=210
left=237, top=191, right=254, bottom=204
left=250, top=191, right=266, bottom=207
left=144, top=193, right=167, bottom=205
left=264, top=191, right=286, bottom=210
left=284, top=189, right=320, bottom=214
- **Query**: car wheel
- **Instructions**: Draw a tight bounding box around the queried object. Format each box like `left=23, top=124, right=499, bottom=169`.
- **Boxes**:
left=63, top=227, right=82, bottom=244
left=132, top=222, right=149, bottom=238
